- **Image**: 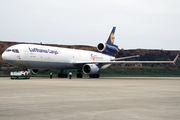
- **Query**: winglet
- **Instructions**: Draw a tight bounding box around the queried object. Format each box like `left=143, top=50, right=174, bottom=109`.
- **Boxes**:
left=173, top=55, right=179, bottom=65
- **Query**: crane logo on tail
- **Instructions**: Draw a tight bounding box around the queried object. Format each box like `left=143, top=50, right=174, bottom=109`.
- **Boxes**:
left=110, top=33, right=114, bottom=44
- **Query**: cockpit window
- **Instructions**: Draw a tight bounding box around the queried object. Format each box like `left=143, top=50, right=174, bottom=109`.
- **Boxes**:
left=12, top=49, right=19, bottom=53
left=6, top=49, right=11, bottom=52
left=5, top=49, right=19, bottom=53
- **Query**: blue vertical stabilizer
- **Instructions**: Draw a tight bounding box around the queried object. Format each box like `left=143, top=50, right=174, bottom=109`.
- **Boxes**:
left=97, top=27, right=119, bottom=56
left=106, top=27, right=116, bottom=45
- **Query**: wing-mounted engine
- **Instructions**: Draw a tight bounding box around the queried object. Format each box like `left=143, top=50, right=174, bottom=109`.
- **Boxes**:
left=97, top=42, right=118, bottom=55
left=32, top=69, right=49, bottom=74
left=82, top=64, right=99, bottom=75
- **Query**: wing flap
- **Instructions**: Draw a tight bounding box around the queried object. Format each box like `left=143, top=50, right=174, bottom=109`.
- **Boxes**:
left=111, top=55, right=140, bottom=61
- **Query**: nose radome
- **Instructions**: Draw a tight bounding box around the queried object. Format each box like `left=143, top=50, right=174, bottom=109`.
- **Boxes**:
left=2, top=52, right=7, bottom=61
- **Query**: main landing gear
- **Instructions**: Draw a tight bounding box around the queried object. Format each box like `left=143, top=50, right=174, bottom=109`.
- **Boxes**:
left=77, top=73, right=83, bottom=78
left=77, top=73, right=100, bottom=78
left=58, top=70, right=68, bottom=78
left=77, top=70, right=83, bottom=78
left=58, top=70, right=99, bottom=78
left=89, top=74, right=99, bottom=78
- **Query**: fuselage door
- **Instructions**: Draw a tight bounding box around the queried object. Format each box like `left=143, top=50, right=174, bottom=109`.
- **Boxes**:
left=25, top=49, right=29, bottom=58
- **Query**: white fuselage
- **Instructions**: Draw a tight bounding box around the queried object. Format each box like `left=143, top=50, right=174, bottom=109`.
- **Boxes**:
left=2, top=44, right=114, bottom=70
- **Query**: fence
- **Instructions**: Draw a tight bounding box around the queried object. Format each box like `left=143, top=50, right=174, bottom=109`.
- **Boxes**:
left=1, top=68, right=180, bottom=76
left=99, top=70, right=180, bottom=76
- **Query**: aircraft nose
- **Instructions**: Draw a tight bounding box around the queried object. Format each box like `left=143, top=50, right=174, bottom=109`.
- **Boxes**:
left=2, top=51, right=8, bottom=61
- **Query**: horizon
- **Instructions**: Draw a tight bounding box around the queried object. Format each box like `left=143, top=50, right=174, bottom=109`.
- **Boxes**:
left=0, top=0, right=180, bottom=51
left=0, top=40, right=179, bottom=51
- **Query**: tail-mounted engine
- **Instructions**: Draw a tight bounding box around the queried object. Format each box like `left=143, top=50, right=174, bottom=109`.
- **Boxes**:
left=97, top=42, right=118, bottom=55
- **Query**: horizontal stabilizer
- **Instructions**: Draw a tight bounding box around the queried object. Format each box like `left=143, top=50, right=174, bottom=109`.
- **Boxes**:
left=173, top=55, right=179, bottom=65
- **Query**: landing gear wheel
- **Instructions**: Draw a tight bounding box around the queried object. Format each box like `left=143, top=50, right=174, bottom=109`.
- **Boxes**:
left=64, top=73, right=68, bottom=78
left=58, top=73, right=68, bottom=78
left=89, top=74, right=99, bottom=78
left=77, top=73, right=83, bottom=78
left=58, top=73, right=62, bottom=78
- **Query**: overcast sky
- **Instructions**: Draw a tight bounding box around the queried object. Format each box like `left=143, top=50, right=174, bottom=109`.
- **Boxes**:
left=0, top=0, right=180, bottom=50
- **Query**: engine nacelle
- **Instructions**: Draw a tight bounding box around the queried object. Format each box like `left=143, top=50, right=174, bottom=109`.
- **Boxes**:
left=97, top=42, right=118, bottom=55
left=82, top=64, right=99, bottom=75
left=97, top=42, right=106, bottom=52
left=31, top=69, right=49, bottom=74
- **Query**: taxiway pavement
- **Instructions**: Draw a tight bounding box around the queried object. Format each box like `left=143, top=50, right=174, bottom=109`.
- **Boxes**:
left=0, top=77, right=180, bottom=120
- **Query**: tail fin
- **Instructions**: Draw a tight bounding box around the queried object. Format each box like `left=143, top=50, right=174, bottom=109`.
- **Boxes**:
left=97, top=27, right=118, bottom=56
left=106, top=27, right=116, bottom=45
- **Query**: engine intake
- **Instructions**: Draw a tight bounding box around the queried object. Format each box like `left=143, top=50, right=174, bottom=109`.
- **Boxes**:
left=97, top=42, right=106, bottom=52
left=82, top=64, right=99, bottom=75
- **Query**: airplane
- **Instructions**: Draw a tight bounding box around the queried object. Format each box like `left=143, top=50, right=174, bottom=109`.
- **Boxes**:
left=1, top=27, right=179, bottom=78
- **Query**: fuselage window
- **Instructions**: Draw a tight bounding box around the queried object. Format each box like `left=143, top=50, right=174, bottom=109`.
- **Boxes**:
left=6, top=49, right=11, bottom=52
left=12, top=49, right=19, bottom=53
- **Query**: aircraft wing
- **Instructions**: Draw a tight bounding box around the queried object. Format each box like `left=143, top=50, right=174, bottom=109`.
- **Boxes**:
left=74, top=55, right=179, bottom=65
left=110, top=55, right=140, bottom=61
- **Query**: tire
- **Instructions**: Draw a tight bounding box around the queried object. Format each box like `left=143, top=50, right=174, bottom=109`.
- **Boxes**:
left=89, top=74, right=99, bottom=78
left=77, top=73, right=83, bottom=78
left=58, top=73, right=61, bottom=78
left=80, top=74, right=83, bottom=78
left=65, top=73, right=68, bottom=78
